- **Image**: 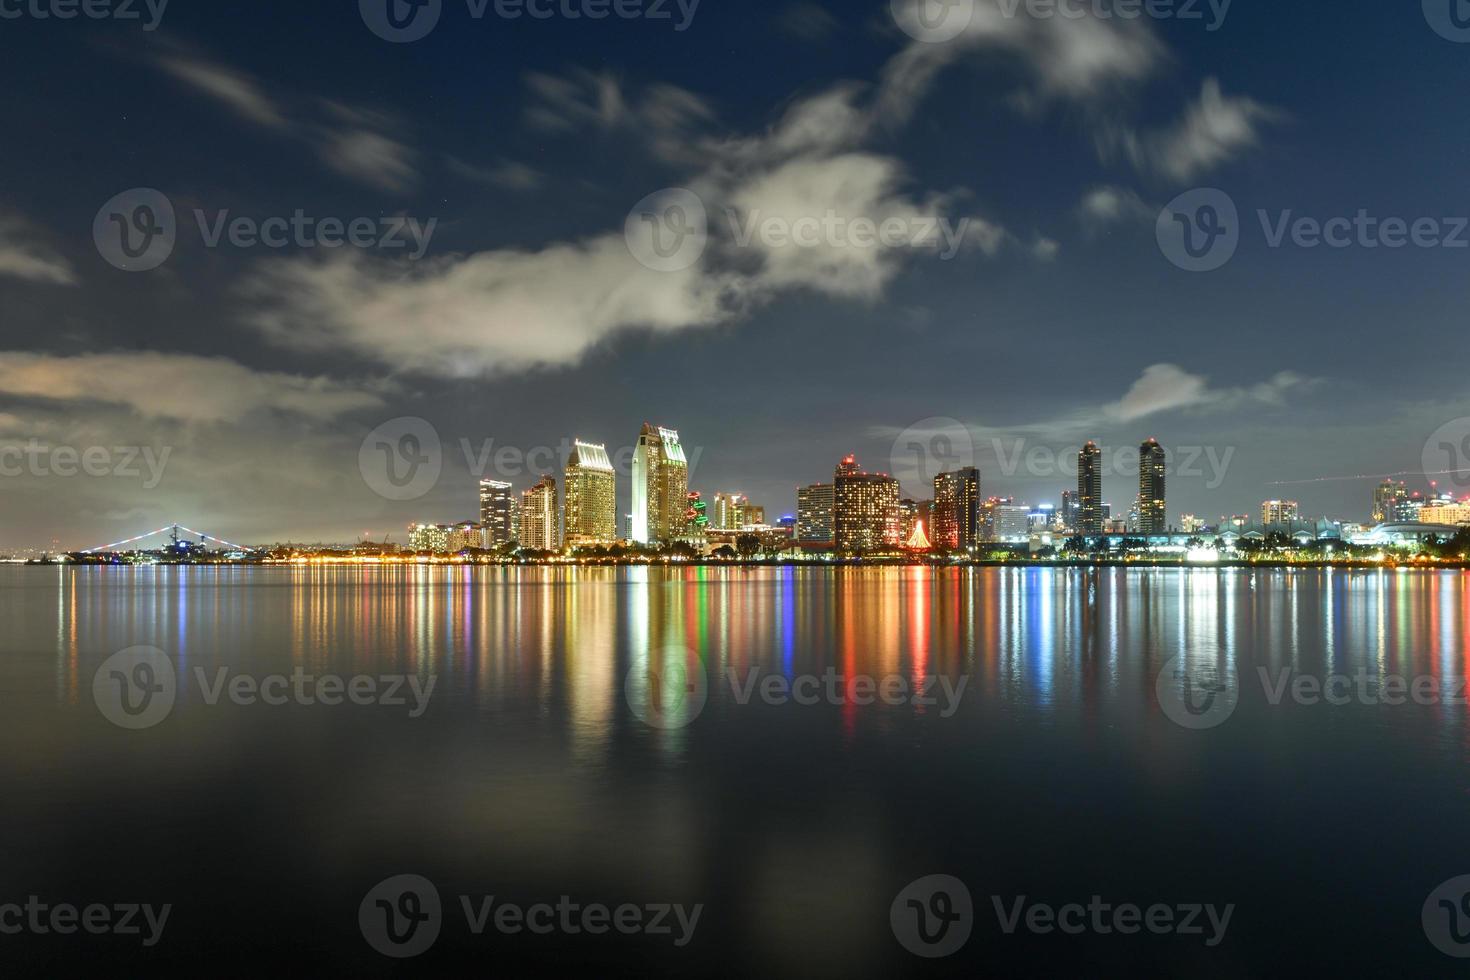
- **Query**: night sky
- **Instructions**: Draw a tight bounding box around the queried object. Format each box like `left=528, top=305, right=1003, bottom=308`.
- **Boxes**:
left=2, top=0, right=1468, bottom=549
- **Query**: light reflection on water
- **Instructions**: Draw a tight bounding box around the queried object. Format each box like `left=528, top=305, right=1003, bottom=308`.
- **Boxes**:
left=3, top=565, right=1470, bottom=973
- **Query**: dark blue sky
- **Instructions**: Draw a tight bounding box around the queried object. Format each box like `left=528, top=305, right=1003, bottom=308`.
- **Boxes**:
left=1, top=0, right=1468, bottom=548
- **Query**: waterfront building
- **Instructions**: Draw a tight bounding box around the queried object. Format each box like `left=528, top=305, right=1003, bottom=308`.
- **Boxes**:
left=1077, top=442, right=1104, bottom=534
left=409, top=523, right=451, bottom=554
left=933, top=467, right=981, bottom=550
left=1139, top=439, right=1167, bottom=534
left=520, top=476, right=559, bottom=551
left=833, top=455, right=901, bottom=552
left=479, top=479, right=516, bottom=547
left=1420, top=501, right=1470, bottom=526
left=563, top=440, right=617, bottom=548
left=797, top=483, right=836, bottom=546
left=1373, top=479, right=1408, bottom=524
left=993, top=505, right=1032, bottom=544
left=631, top=424, right=689, bottom=545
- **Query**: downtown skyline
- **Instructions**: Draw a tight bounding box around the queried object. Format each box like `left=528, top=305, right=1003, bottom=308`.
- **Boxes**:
left=2, top=1, right=1469, bottom=551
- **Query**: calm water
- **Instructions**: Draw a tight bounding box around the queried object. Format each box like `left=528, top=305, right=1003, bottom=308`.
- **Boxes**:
left=3, top=565, right=1470, bottom=975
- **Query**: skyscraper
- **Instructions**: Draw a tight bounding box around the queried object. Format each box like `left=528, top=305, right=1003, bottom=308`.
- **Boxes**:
left=479, top=479, right=515, bottom=547
left=1138, top=439, right=1167, bottom=535
left=933, top=467, right=981, bottom=550
left=631, top=424, right=689, bottom=545
left=562, top=440, right=617, bottom=548
left=713, top=493, right=746, bottom=530
left=833, top=455, right=900, bottom=553
left=797, top=483, right=835, bottom=546
left=1373, top=479, right=1408, bottom=524
left=520, top=476, right=558, bottom=551
left=1077, top=442, right=1104, bottom=535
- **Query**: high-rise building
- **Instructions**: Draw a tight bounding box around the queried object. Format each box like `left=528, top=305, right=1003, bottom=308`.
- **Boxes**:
left=797, top=483, right=836, bottom=545
left=713, top=493, right=745, bottom=530
left=1262, top=499, right=1300, bottom=525
left=479, top=479, right=515, bottom=547
left=562, top=440, right=617, bottom=548
left=1373, top=480, right=1407, bottom=524
left=1138, top=439, right=1167, bottom=535
left=833, top=455, right=900, bottom=552
left=933, top=467, right=981, bottom=550
left=446, top=522, right=484, bottom=553
left=520, top=476, right=559, bottom=551
left=409, top=523, right=451, bottom=554
left=631, top=424, right=689, bottom=545
left=1077, top=442, right=1104, bottom=535
left=1060, top=490, right=1077, bottom=530
left=993, top=506, right=1032, bottom=543
left=1421, top=501, right=1470, bottom=525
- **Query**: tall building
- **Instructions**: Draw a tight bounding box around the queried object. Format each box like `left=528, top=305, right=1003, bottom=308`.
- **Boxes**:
left=1373, top=479, right=1407, bottom=524
left=520, top=476, right=559, bottom=551
left=933, top=467, right=981, bottom=550
left=409, top=523, right=451, bottom=554
left=562, top=440, right=617, bottom=548
left=479, top=479, right=515, bottom=547
left=1077, top=442, right=1104, bottom=535
left=833, top=455, right=900, bottom=552
left=631, top=424, right=689, bottom=545
left=713, top=492, right=746, bottom=530
left=1138, top=439, right=1167, bottom=534
left=993, top=505, right=1032, bottom=543
left=1421, top=501, right=1470, bottom=525
left=1262, top=499, right=1300, bottom=525
left=797, top=483, right=836, bottom=545
left=1060, top=490, right=1077, bottom=530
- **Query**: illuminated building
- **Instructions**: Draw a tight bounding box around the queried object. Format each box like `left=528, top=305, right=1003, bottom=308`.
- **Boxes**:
left=933, top=467, right=980, bottom=550
left=408, top=523, right=451, bottom=554
left=713, top=493, right=746, bottom=530
left=1077, top=442, right=1104, bottom=534
left=631, top=424, right=689, bottom=545
left=1262, top=499, right=1300, bottom=525
left=681, top=491, right=710, bottom=546
left=741, top=503, right=766, bottom=527
left=479, top=479, right=515, bottom=546
left=1139, top=439, right=1167, bottom=534
left=446, top=522, right=484, bottom=552
left=520, top=476, right=559, bottom=551
left=993, top=505, right=1031, bottom=543
left=833, top=455, right=900, bottom=552
left=562, top=440, right=617, bottom=547
left=1060, top=490, right=1076, bottom=530
left=1180, top=514, right=1205, bottom=533
left=1373, top=479, right=1407, bottom=524
left=1420, top=502, right=1470, bottom=525
left=797, top=483, right=835, bottom=545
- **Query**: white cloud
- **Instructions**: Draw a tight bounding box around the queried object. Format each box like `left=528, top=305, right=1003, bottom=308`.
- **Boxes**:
left=1104, top=78, right=1281, bottom=181
left=0, top=213, right=76, bottom=285
left=156, top=56, right=287, bottom=129
left=1078, top=185, right=1152, bottom=227
left=0, top=352, right=384, bottom=422
left=1104, top=364, right=1313, bottom=422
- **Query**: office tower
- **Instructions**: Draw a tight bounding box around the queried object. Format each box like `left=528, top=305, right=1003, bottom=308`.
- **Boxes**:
left=1373, top=479, right=1407, bottom=524
left=447, top=522, right=483, bottom=553
left=1077, top=442, right=1104, bottom=534
left=1138, top=439, right=1167, bottom=534
left=833, top=455, right=900, bottom=552
left=562, top=440, right=617, bottom=548
left=797, top=483, right=836, bottom=545
left=933, top=467, right=981, bottom=550
left=1262, top=499, right=1300, bottom=525
left=741, top=504, right=766, bottom=527
left=713, top=492, right=745, bottom=530
left=520, top=476, right=559, bottom=551
left=631, top=424, right=689, bottom=545
left=479, top=479, right=515, bottom=547
left=1061, top=490, right=1076, bottom=529
left=993, top=505, right=1032, bottom=543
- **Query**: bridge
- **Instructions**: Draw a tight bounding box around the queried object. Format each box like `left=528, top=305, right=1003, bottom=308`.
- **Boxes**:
left=81, top=524, right=253, bottom=555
